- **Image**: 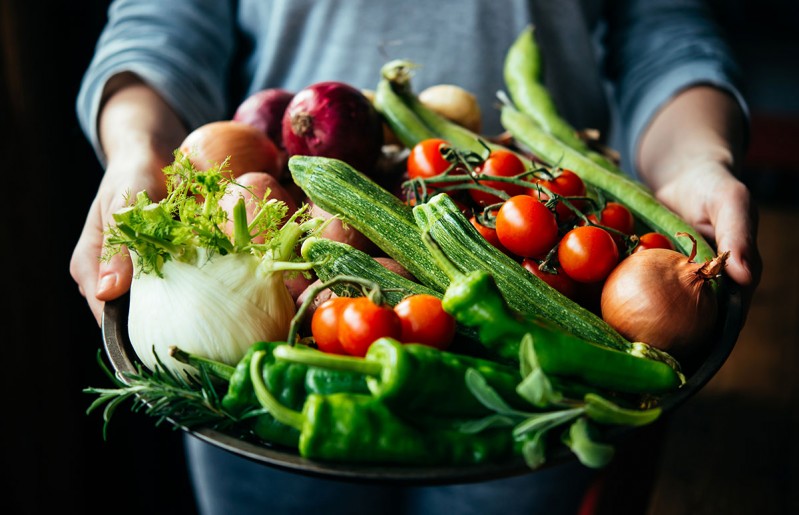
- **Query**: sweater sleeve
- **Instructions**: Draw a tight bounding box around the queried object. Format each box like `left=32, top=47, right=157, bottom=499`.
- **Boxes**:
left=76, top=0, right=237, bottom=164
left=603, top=0, right=749, bottom=176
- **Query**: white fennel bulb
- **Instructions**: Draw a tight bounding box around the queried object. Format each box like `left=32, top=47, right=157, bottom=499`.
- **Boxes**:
left=128, top=250, right=296, bottom=374
left=104, top=152, right=320, bottom=375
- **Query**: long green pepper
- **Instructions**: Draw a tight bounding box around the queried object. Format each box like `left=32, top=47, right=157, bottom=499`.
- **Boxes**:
left=274, top=338, right=529, bottom=417
left=221, top=341, right=368, bottom=447
left=249, top=350, right=516, bottom=465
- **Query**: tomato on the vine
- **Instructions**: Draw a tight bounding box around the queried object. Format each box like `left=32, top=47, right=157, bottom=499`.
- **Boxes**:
left=495, top=195, right=559, bottom=258
left=338, top=297, right=402, bottom=357
left=633, top=232, right=675, bottom=253
left=407, top=138, right=454, bottom=185
left=558, top=226, right=619, bottom=283
left=469, top=149, right=528, bottom=206
left=521, top=259, right=577, bottom=299
left=394, top=294, right=456, bottom=350
left=470, top=214, right=507, bottom=252
left=310, top=297, right=353, bottom=354
left=530, top=169, right=586, bottom=220
left=587, top=202, right=635, bottom=235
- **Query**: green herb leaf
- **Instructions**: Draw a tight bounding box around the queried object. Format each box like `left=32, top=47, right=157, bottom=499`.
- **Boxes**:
left=562, top=418, right=615, bottom=469
left=464, top=368, right=528, bottom=417
left=584, top=393, right=662, bottom=427
left=458, top=414, right=518, bottom=434
left=520, top=431, right=548, bottom=469
left=516, top=334, right=561, bottom=407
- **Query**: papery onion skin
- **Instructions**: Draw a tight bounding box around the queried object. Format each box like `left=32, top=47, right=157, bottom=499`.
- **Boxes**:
left=233, top=88, right=294, bottom=149
left=600, top=247, right=728, bottom=358
left=180, top=120, right=282, bottom=179
left=281, top=81, right=384, bottom=174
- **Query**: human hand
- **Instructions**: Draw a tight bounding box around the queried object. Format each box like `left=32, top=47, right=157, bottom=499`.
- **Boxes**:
left=636, top=86, right=761, bottom=317
left=70, top=77, right=186, bottom=324
left=650, top=159, right=762, bottom=311
left=70, top=153, right=169, bottom=324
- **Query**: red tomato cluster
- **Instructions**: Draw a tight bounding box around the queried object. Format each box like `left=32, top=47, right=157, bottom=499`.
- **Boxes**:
left=405, top=139, right=675, bottom=308
left=311, top=293, right=456, bottom=357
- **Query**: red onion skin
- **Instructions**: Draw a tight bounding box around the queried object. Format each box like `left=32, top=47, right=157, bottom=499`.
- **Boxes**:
left=233, top=88, right=294, bottom=149
left=281, top=81, right=384, bottom=173
left=600, top=248, right=727, bottom=358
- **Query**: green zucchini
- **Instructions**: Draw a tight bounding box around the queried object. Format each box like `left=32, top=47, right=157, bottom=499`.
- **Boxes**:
left=288, top=155, right=450, bottom=292
left=301, top=236, right=483, bottom=347
left=301, top=236, right=440, bottom=305
left=413, top=192, right=631, bottom=352
left=500, top=104, right=716, bottom=263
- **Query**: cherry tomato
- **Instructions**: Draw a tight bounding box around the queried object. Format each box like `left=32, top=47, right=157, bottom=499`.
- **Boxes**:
left=495, top=195, right=559, bottom=258
left=558, top=226, right=619, bottom=283
left=407, top=138, right=453, bottom=185
left=633, top=232, right=675, bottom=253
left=393, top=294, right=456, bottom=350
left=521, top=259, right=577, bottom=299
left=470, top=214, right=507, bottom=252
left=587, top=202, right=635, bottom=235
left=310, top=297, right=353, bottom=354
left=469, top=149, right=528, bottom=206
left=338, top=297, right=402, bottom=357
left=530, top=169, right=586, bottom=220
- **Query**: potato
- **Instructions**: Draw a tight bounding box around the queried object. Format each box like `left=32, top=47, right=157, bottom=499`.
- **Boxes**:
left=309, top=201, right=377, bottom=254
left=218, top=171, right=298, bottom=243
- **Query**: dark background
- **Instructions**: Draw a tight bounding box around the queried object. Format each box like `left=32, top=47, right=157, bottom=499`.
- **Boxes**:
left=2, top=1, right=797, bottom=514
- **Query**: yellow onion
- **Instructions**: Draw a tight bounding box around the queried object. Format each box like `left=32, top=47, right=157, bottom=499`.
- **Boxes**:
left=180, top=120, right=282, bottom=179
left=600, top=233, right=729, bottom=358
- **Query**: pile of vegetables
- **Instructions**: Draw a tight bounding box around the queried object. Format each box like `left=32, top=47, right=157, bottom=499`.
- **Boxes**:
left=85, top=25, right=730, bottom=473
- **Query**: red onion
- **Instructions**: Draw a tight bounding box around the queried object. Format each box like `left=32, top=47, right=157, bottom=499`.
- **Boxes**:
left=233, top=88, right=294, bottom=149
left=600, top=233, right=729, bottom=358
left=281, top=81, right=384, bottom=173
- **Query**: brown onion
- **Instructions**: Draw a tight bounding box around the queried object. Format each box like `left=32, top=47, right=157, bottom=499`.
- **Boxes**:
left=600, top=233, right=729, bottom=358
left=180, top=120, right=282, bottom=179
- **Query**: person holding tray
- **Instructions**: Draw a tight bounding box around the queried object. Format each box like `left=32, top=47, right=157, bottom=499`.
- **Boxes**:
left=71, top=0, right=761, bottom=513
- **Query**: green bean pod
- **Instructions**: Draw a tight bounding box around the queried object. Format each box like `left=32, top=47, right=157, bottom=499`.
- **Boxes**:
left=500, top=104, right=716, bottom=263
left=503, top=26, right=619, bottom=172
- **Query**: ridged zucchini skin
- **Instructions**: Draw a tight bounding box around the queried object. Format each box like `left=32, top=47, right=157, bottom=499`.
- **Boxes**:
left=288, top=155, right=450, bottom=292
left=301, top=236, right=484, bottom=349
left=413, top=193, right=631, bottom=352
left=301, top=236, right=440, bottom=305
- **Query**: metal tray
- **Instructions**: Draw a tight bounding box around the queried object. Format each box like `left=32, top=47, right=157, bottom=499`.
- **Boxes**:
left=100, top=280, right=743, bottom=485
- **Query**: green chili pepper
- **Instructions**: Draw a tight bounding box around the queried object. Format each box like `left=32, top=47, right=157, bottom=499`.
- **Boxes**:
left=250, top=350, right=516, bottom=465
left=421, top=233, right=684, bottom=395
left=274, top=338, right=528, bottom=418
left=218, top=341, right=368, bottom=448
left=221, top=341, right=369, bottom=415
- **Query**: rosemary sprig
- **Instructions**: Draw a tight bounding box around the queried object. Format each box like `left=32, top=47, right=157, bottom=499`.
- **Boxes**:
left=84, top=350, right=234, bottom=440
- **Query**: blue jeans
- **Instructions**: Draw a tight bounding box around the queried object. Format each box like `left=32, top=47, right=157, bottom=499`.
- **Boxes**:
left=185, top=435, right=596, bottom=515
